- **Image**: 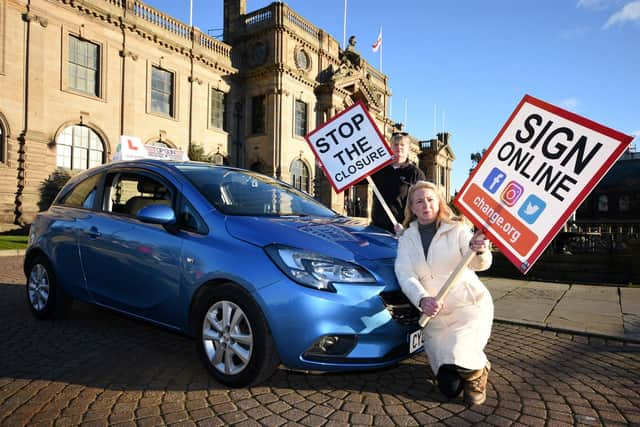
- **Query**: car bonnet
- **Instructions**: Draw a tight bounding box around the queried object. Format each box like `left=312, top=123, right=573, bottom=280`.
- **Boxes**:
left=225, top=215, right=398, bottom=261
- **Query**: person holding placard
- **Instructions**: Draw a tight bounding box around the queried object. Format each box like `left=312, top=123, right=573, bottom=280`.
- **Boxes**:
left=394, top=181, right=494, bottom=405
left=370, top=132, right=425, bottom=233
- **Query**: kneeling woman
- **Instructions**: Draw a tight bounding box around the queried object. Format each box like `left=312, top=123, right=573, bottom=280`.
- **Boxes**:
left=394, top=181, right=493, bottom=405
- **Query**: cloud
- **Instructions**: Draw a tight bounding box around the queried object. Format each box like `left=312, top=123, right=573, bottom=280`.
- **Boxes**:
left=577, top=0, right=615, bottom=10
left=603, top=1, right=640, bottom=28
left=558, top=97, right=581, bottom=110
left=632, top=130, right=640, bottom=137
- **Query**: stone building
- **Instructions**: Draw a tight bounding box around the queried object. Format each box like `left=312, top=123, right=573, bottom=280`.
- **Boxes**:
left=0, top=0, right=454, bottom=225
left=419, top=132, right=455, bottom=202
left=574, top=147, right=640, bottom=231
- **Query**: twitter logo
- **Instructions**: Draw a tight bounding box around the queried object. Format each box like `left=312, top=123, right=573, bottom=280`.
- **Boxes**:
left=518, top=194, right=546, bottom=224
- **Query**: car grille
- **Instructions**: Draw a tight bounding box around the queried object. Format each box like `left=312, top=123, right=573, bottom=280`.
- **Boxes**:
left=379, top=291, right=420, bottom=325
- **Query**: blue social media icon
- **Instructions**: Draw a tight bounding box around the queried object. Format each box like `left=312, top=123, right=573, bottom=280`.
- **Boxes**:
left=518, top=194, right=546, bottom=224
left=483, top=167, right=506, bottom=194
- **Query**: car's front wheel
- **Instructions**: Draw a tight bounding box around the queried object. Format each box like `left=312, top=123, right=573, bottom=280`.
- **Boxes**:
left=26, top=255, right=72, bottom=319
left=195, top=283, right=279, bottom=387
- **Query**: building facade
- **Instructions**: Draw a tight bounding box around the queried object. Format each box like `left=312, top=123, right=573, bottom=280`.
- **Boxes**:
left=0, top=0, right=454, bottom=225
left=574, top=147, right=640, bottom=232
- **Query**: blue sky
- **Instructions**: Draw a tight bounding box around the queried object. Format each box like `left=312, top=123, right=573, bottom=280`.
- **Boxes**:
left=145, top=0, right=639, bottom=192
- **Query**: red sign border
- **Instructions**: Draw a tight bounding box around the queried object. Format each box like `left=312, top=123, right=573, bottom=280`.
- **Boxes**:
left=304, top=100, right=394, bottom=193
left=454, top=94, right=634, bottom=273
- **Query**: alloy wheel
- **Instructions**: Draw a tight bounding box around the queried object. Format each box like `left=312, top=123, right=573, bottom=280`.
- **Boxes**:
left=28, top=264, right=50, bottom=312
left=202, top=300, right=254, bottom=375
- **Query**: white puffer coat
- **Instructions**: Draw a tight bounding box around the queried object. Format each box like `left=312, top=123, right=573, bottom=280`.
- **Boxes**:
left=395, top=220, right=494, bottom=373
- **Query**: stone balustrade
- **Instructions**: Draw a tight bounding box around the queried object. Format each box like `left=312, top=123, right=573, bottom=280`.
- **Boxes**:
left=132, top=1, right=191, bottom=39
left=245, top=3, right=321, bottom=40
left=72, top=0, right=232, bottom=62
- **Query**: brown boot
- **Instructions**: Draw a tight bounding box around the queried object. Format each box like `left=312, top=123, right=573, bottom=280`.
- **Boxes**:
left=461, top=361, right=491, bottom=405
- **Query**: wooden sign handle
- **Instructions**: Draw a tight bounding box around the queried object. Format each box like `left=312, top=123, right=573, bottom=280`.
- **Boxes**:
left=418, top=249, right=476, bottom=328
left=366, top=176, right=399, bottom=229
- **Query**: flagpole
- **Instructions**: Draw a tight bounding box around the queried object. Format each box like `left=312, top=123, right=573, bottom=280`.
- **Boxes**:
left=404, top=98, right=408, bottom=129
left=189, top=0, right=193, bottom=27
left=379, top=27, right=383, bottom=72
left=343, top=0, right=347, bottom=47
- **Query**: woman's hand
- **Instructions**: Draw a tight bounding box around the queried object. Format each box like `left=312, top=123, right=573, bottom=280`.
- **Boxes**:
left=469, top=231, right=490, bottom=253
left=394, top=223, right=404, bottom=236
left=419, top=296, right=442, bottom=317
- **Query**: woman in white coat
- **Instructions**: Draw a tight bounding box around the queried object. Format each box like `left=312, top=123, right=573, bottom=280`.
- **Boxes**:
left=395, top=181, right=493, bottom=405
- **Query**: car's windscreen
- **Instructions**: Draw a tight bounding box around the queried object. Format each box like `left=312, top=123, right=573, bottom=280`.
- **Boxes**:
left=177, top=165, right=338, bottom=217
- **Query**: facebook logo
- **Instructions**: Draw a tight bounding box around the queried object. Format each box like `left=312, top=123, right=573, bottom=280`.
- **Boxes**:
left=518, top=194, right=546, bottom=224
left=482, top=167, right=506, bottom=194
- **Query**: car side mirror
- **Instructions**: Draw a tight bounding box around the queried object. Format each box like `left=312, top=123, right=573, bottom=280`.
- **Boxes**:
left=137, top=204, right=177, bottom=233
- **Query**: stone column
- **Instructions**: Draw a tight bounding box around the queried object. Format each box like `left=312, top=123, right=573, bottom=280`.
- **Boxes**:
left=17, top=10, right=54, bottom=224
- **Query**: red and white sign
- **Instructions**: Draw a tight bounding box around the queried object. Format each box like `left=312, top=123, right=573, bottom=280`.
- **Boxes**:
left=455, top=95, right=634, bottom=273
left=305, top=101, right=393, bottom=193
left=113, top=135, right=188, bottom=161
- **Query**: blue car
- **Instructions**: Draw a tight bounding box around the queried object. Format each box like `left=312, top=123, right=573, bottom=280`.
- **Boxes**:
left=25, top=159, right=421, bottom=386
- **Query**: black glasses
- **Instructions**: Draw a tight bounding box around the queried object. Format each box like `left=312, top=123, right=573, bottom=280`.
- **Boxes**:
left=392, top=131, right=408, bottom=137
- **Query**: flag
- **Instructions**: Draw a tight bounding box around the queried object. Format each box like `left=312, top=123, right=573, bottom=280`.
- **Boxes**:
left=372, top=28, right=382, bottom=52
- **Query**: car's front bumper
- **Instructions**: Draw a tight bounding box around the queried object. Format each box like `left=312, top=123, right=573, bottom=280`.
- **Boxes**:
left=255, top=277, right=421, bottom=372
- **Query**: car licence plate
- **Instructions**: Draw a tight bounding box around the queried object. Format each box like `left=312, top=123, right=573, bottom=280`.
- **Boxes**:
left=409, top=328, right=424, bottom=353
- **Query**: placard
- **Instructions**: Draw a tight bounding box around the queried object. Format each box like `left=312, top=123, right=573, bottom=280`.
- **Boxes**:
left=305, top=101, right=393, bottom=193
left=455, top=95, right=634, bottom=273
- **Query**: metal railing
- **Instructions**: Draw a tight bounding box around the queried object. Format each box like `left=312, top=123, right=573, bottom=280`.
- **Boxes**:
left=553, top=223, right=640, bottom=255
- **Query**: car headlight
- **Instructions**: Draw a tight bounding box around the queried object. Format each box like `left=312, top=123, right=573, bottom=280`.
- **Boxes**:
left=265, top=244, right=376, bottom=292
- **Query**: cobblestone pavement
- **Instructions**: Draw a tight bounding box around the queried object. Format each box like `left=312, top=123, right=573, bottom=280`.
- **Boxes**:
left=1, top=256, right=640, bottom=426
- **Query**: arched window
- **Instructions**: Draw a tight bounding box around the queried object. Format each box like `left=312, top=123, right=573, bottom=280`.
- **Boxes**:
left=0, top=122, right=4, bottom=163
left=56, top=125, right=105, bottom=170
left=149, top=141, right=170, bottom=147
left=212, top=153, right=226, bottom=165
left=290, top=159, right=309, bottom=193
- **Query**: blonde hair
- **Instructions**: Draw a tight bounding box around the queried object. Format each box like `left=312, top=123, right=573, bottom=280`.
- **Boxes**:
left=402, top=180, right=464, bottom=229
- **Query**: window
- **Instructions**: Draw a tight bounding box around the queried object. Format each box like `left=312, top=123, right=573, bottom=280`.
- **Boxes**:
left=210, top=89, right=226, bottom=130
left=151, top=66, right=174, bottom=116
left=0, top=123, right=4, bottom=163
left=597, top=195, right=608, bottom=213
left=149, top=141, right=170, bottom=147
left=295, top=100, right=307, bottom=137
left=440, top=166, right=445, bottom=186
left=68, top=35, right=100, bottom=96
left=59, top=173, right=102, bottom=209
left=56, top=125, right=105, bottom=170
left=212, top=153, right=225, bottom=165
left=103, top=173, right=171, bottom=217
left=619, top=194, right=630, bottom=212
left=251, top=95, right=265, bottom=134
left=290, top=159, right=309, bottom=193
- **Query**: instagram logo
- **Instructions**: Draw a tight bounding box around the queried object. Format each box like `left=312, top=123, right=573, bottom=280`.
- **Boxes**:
left=500, top=181, right=524, bottom=207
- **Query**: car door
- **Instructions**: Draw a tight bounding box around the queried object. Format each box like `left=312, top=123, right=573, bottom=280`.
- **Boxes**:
left=43, top=171, right=104, bottom=300
left=77, top=168, right=184, bottom=327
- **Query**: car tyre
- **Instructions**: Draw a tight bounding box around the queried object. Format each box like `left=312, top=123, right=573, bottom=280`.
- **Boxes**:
left=26, top=255, right=72, bottom=319
left=195, top=283, right=280, bottom=387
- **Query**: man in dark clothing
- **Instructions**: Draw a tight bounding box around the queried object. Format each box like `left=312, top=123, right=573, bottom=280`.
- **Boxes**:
left=370, top=132, right=426, bottom=233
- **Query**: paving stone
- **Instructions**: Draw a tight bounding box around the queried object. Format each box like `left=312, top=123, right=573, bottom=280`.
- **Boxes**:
left=1, top=256, right=639, bottom=426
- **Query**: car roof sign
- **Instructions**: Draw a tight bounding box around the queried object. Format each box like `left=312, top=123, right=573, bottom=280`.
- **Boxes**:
left=113, top=135, right=189, bottom=162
